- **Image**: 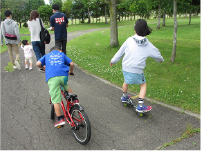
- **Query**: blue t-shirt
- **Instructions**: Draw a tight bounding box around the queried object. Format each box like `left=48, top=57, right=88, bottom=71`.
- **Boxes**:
left=50, top=11, right=68, bottom=40
left=39, top=50, right=72, bottom=82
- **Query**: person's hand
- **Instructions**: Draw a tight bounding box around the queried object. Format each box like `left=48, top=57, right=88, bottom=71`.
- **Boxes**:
left=110, top=62, right=115, bottom=67
left=47, top=27, right=52, bottom=30
left=1, top=45, right=3, bottom=47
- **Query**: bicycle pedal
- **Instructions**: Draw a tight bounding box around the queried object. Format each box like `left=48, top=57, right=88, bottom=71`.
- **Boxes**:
left=57, top=125, right=64, bottom=129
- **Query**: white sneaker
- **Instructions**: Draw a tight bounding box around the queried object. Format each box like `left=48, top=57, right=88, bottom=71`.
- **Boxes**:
left=29, top=66, right=33, bottom=70
left=13, top=66, right=17, bottom=69
left=25, top=64, right=28, bottom=70
left=14, top=61, right=21, bottom=70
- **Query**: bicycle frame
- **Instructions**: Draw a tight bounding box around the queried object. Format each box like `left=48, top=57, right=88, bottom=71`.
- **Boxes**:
left=49, top=89, right=79, bottom=128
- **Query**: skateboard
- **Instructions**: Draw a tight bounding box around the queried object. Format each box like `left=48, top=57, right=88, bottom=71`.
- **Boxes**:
left=123, top=96, right=152, bottom=117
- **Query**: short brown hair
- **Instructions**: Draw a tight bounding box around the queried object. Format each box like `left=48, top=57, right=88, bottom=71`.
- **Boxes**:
left=29, top=10, right=40, bottom=21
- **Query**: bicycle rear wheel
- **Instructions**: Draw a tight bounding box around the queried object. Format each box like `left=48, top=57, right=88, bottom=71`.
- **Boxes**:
left=50, top=103, right=55, bottom=120
left=70, top=105, right=91, bottom=145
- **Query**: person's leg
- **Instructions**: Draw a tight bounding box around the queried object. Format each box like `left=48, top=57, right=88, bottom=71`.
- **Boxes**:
left=48, top=77, right=65, bottom=127
left=25, top=58, right=28, bottom=69
left=68, top=87, right=73, bottom=93
left=137, top=81, right=151, bottom=111
left=61, top=38, right=67, bottom=55
left=29, top=58, right=33, bottom=67
left=7, top=44, right=15, bottom=65
left=139, top=83, right=146, bottom=99
left=55, top=39, right=62, bottom=48
left=12, top=44, right=20, bottom=62
left=39, top=41, right=45, bottom=57
left=29, top=58, right=33, bottom=70
left=121, top=81, right=130, bottom=102
left=123, top=81, right=129, bottom=93
left=32, top=41, right=41, bottom=61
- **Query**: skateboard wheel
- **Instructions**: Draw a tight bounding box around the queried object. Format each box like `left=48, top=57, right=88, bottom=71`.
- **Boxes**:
left=57, top=125, right=64, bottom=129
left=138, top=113, right=143, bottom=117
left=124, top=103, right=127, bottom=107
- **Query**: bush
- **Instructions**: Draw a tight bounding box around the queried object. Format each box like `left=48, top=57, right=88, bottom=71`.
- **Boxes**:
left=23, top=22, right=28, bottom=28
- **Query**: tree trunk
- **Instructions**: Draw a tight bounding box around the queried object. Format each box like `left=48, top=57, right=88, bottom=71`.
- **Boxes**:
left=162, top=10, right=166, bottom=26
left=157, top=2, right=161, bottom=29
left=189, top=10, right=191, bottom=25
left=105, top=3, right=108, bottom=24
left=88, top=7, right=91, bottom=24
left=109, top=0, right=119, bottom=46
left=170, top=0, right=177, bottom=62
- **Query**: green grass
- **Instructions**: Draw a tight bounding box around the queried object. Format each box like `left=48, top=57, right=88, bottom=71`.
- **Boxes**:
left=160, top=124, right=200, bottom=149
left=67, top=17, right=200, bottom=114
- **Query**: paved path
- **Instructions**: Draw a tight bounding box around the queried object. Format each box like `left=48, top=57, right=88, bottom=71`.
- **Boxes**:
left=1, top=29, right=200, bottom=150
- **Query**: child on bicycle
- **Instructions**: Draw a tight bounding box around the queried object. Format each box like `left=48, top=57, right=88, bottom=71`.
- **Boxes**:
left=110, top=19, right=164, bottom=112
left=21, top=40, right=33, bottom=70
left=36, top=46, right=75, bottom=127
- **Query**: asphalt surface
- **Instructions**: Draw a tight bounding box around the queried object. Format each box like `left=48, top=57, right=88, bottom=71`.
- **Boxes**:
left=1, top=29, right=200, bottom=150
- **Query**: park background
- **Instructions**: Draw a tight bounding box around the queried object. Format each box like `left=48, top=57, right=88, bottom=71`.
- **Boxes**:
left=1, top=0, right=200, bottom=114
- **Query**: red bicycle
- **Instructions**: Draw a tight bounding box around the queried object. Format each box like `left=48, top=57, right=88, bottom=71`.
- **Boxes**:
left=50, top=85, right=91, bottom=145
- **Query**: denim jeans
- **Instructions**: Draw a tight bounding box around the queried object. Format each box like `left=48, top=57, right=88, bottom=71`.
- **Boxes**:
left=55, top=38, right=67, bottom=55
left=32, top=41, right=45, bottom=61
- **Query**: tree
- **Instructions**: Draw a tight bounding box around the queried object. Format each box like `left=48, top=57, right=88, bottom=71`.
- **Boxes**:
left=83, top=0, right=96, bottom=24
left=71, top=0, right=87, bottom=23
left=100, top=0, right=109, bottom=24
left=62, top=0, right=73, bottom=24
left=38, top=4, right=53, bottom=23
left=170, top=0, right=177, bottom=62
left=109, top=0, right=119, bottom=46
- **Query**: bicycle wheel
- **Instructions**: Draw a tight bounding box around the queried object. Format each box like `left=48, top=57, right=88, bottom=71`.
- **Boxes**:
left=50, top=103, right=55, bottom=120
left=70, top=105, right=91, bottom=145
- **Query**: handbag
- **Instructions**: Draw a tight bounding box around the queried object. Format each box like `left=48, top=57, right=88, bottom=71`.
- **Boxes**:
left=39, top=18, right=50, bottom=45
left=3, top=22, right=17, bottom=40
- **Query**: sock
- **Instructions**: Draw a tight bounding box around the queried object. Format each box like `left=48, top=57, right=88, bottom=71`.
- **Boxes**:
left=57, top=115, right=63, bottom=121
left=123, top=92, right=128, bottom=98
left=138, top=98, right=144, bottom=107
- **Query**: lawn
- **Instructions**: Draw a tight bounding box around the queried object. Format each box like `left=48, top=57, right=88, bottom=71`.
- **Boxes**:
left=66, top=17, right=200, bottom=114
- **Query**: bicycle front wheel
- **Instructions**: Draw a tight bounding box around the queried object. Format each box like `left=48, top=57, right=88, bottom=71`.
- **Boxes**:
left=70, top=105, right=91, bottom=145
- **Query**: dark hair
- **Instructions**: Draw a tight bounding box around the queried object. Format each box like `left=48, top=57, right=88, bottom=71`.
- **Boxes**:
left=52, top=4, right=59, bottom=10
left=50, top=46, right=61, bottom=52
left=4, top=10, right=12, bottom=17
left=22, top=40, right=28, bottom=45
left=134, top=19, right=152, bottom=37
left=29, top=10, right=40, bottom=21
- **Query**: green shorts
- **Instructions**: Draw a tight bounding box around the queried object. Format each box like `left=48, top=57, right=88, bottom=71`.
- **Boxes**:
left=48, top=76, right=69, bottom=104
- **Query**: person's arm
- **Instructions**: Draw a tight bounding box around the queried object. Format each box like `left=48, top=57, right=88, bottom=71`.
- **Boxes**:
left=50, top=16, right=54, bottom=31
left=66, top=23, right=68, bottom=27
left=1, top=22, right=4, bottom=46
left=69, top=62, right=74, bottom=74
left=36, top=61, right=43, bottom=68
left=110, top=40, right=127, bottom=66
left=14, top=22, right=22, bottom=45
left=36, top=56, right=46, bottom=70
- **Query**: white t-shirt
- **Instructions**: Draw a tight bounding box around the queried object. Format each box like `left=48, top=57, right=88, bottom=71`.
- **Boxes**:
left=21, top=45, right=33, bottom=58
left=28, top=18, right=44, bottom=42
